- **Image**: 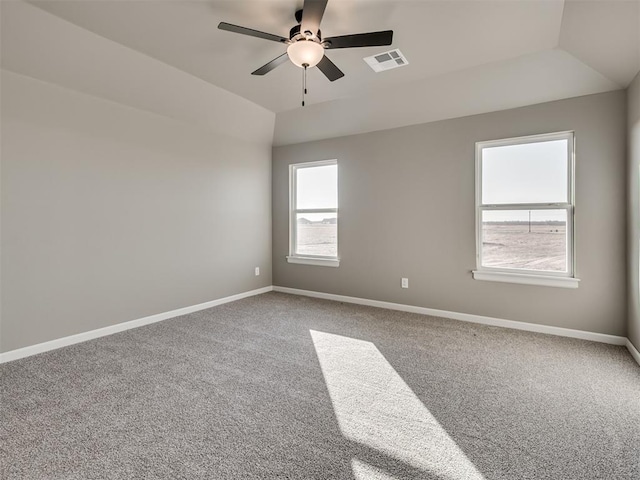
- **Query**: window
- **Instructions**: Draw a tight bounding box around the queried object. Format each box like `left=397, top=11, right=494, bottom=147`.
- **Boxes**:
left=473, top=132, right=579, bottom=288
left=288, top=160, right=339, bottom=267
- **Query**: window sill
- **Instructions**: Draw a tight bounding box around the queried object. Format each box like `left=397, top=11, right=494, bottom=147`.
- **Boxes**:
left=472, top=270, right=579, bottom=288
left=287, top=255, right=340, bottom=267
left=287, top=256, right=340, bottom=267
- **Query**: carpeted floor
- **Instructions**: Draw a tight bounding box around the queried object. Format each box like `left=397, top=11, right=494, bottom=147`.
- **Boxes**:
left=1, top=292, right=639, bottom=479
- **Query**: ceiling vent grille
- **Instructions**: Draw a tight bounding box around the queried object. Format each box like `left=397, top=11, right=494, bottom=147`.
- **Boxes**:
left=364, top=49, right=409, bottom=72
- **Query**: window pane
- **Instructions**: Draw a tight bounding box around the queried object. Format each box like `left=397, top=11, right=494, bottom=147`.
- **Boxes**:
left=482, top=139, right=568, bottom=204
left=296, top=213, right=337, bottom=257
left=297, top=164, right=337, bottom=209
left=481, top=209, right=567, bottom=272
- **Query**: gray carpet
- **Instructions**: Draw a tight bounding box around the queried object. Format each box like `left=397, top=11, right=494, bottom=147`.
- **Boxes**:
left=1, top=292, right=639, bottom=479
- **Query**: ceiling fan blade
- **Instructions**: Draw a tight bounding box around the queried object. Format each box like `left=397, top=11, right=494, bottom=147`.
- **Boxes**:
left=218, top=22, right=288, bottom=43
left=301, top=0, right=328, bottom=35
left=317, top=55, right=344, bottom=82
left=324, top=30, right=393, bottom=49
left=252, top=53, right=289, bottom=76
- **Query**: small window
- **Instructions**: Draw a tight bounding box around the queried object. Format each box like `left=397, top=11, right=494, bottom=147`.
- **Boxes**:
left=287, top=160, right=339, bottom=267
left=473, top=132, right=579, bottom=288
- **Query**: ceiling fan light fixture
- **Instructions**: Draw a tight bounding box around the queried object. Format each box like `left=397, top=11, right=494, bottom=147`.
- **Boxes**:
left=287, top=40, right=324, bottom=68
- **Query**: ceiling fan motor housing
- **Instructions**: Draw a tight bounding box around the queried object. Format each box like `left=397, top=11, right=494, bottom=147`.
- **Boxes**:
left=289, top=24, right=322, bottom=43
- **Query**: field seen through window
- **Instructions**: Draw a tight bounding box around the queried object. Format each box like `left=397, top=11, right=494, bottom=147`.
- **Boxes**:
left=296, top=219, right=337, bottom=257
left=295, top=218, right=568, bottom=272
left=482, top=222, right=567, bottom=272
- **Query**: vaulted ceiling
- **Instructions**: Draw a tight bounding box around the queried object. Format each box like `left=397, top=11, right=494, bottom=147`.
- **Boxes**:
left=11, top=1, right=640, bottom=144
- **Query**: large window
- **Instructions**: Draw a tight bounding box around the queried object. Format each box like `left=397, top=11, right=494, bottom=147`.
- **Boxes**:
left=473, top=132, right=578, bottom=288
left=288, top=160, right=339, bottom=267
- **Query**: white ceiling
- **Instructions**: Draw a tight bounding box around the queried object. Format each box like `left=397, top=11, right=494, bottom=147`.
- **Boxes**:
left=6, top=0, right=639, bottom=145
left=29, top=0, right=640, bottom=114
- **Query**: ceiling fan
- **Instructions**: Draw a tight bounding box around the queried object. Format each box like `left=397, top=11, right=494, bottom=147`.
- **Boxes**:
left=218, top=0, right=393, bottom=84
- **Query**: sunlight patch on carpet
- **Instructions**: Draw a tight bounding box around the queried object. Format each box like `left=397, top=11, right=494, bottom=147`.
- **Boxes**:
left=351, top=458, right=398, bottom=480
left=311, top=330, right=486, bottom=480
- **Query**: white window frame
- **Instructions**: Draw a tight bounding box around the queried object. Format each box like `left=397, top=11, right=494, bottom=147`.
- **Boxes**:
left=287, top=159, right=339, bottom=267
left=472, top=131, right=579, bottom=288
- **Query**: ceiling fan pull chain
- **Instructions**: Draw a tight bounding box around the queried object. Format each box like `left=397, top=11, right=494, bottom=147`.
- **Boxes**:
left=302, top=64, right=308, bottom=107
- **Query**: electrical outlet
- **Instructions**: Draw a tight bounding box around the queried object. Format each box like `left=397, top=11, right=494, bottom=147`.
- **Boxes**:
left=401, top=278, right=409, bottom=289
left=255, top=267, right=260, bottom=276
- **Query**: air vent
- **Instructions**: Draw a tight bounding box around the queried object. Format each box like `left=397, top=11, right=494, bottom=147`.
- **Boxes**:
left=364, top=49, right=409, bottom=72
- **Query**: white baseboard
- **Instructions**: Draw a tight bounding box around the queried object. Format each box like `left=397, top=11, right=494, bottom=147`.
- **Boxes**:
left=273, top=286, right=629, bottom=347
left=0, top=286, right=273, bottom=364
left=627, top=339, right=640, bottom=366
left=4, top=285, right=638, bottom=368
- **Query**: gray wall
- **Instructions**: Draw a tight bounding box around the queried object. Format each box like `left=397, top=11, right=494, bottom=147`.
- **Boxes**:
left=273, top=91, right=627, bottom=336
left=1, top=70, right=272, bottom=352
left=628, top=73, right=640, bottom=350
